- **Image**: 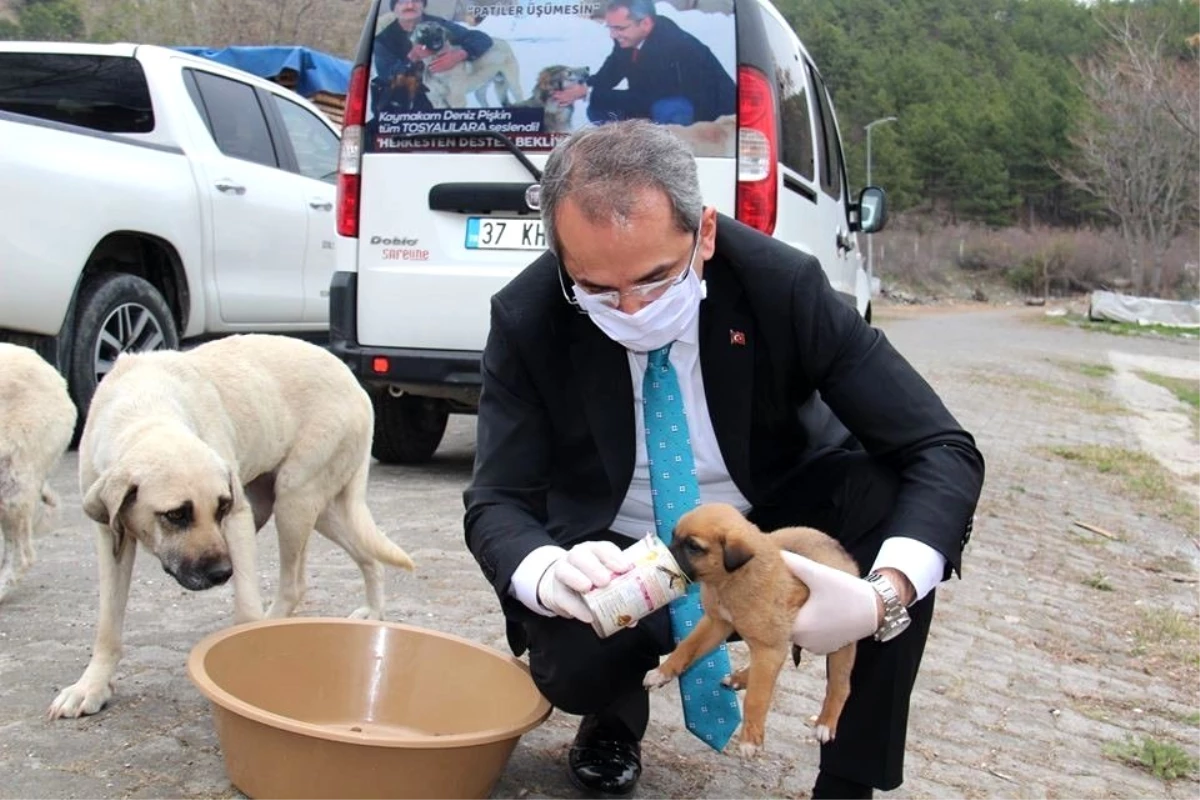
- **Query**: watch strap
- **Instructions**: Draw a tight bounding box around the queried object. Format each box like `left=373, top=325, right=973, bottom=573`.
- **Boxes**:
left=866, top=571, right=911, bottom=642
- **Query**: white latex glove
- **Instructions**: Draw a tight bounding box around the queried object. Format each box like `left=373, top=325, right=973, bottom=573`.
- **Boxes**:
left=782, top=550, right=880, bottom=655
left=536, top=541, right=633, bottom=624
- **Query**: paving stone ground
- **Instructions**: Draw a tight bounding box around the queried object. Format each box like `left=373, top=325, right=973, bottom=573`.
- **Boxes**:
left=1, top=303, right=1197, bottom=799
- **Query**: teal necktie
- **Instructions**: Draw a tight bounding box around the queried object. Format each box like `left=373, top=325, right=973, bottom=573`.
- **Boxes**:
left=643, top=344, right=741, bottom=751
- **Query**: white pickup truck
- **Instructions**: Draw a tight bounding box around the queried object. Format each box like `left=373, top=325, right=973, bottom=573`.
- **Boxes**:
left=0, top=42, right=343, bottom=430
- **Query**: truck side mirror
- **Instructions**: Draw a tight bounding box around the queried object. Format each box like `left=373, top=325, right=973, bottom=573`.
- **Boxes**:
left=851, top=187, right=888, bottom=234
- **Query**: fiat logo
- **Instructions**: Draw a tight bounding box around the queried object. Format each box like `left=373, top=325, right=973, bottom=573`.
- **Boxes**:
left=525, top=183, right=541, bottom=211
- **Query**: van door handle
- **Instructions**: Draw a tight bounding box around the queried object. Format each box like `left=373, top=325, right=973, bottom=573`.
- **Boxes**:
left=309, top=199, right=333, bottom=211
left=215, top=180, right=246, bottom=195
left=836, top=231, right=854, bottom=252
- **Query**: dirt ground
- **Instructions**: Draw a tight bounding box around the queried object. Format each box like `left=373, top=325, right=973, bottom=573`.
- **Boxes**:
left=1, top=304, right=1197, bottom=799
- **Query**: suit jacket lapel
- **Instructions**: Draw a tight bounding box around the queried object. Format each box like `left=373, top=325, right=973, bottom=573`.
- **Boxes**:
left=699, top=262, right=757, bottom=503
left=570, top=316, right=635, bottom=508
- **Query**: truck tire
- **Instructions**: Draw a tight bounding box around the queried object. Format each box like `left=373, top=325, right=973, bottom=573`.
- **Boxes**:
left=371, top=390, right=449, bottom=464
left=68, top=273, right=179, bottom=427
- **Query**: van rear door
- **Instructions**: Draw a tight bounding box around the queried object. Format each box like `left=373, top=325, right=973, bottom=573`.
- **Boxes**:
left=351, top=0, right=738, bottom=354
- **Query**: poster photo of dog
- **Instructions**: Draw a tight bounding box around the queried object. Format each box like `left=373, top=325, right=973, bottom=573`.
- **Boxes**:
left=368, top=0, right=737, bottom=152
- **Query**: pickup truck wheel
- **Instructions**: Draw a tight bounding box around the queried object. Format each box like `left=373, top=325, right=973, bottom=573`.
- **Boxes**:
left=371, top=391, right=449, bottom=464
left=69, top=273, right=179, bottom=420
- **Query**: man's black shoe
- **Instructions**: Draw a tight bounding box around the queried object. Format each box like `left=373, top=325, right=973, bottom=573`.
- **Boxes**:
left=567, top=714, right=642, bottom=796
left=811, top=770, right=874, bottom=799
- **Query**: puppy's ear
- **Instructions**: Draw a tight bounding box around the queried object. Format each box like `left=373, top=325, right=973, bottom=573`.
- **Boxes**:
left=722, top=537, right=755, bottom=572
left=82, top=469, right=138, bottom=558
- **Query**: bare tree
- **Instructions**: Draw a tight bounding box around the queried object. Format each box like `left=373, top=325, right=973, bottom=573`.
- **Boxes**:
left=85, top=0, right=364, bottom=58
left=1055, top=11, right=1200, bottom=296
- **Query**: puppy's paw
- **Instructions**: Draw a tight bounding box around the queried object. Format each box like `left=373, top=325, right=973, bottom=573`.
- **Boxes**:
left=736, top=725, right=764, bottom=759
left=813, top=723, right=835, bottom=744
left=722, top=667, right=749, bottom=690
left=47, top=680, right=112, bottom=720
left=642, top=668, right=672, bottom=690
left=349, top=606, right=384, bottom=621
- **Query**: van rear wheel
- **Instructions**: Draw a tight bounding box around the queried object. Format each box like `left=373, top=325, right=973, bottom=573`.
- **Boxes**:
left=371, top=390, right=449, bottom=464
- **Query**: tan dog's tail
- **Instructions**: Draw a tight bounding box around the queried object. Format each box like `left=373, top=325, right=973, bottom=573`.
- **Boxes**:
left=342, top=468, right=416, bottom=571
left=367, top=537, right=416, bottom=571
left=358, top=514, right=416, bottom=571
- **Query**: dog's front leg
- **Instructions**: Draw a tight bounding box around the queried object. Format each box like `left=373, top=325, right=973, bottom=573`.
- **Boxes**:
left=47, top=527, right=137, bottom=718
left=736, top=642, right=789, bottom=759
left=643, top=614, right=735, bottom=690
left=224, top=508, right=265, bottom=624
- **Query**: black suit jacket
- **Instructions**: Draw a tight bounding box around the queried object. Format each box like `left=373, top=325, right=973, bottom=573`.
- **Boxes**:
left=463, top=216, right=984, bottom=655
left=587, top=16, right=736, bottom=123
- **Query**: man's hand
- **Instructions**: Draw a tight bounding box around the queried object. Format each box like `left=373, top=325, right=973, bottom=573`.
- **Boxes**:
left=782, top=551, right=882, bottom=654
left=535, top=541, right=633, bottom=623
left=551, top=84, right=588, bottom=106
left=428, top=48, right=469, bottom=73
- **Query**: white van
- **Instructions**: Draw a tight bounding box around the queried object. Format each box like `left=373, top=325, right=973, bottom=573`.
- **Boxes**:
left=332, top=0, right=888, bottom=463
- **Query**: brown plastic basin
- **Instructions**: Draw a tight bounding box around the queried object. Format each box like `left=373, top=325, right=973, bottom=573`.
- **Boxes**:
left=187, top=617, right=552, bottom=799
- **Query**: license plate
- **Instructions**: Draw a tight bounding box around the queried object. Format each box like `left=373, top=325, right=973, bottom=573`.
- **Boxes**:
left=465, top=217, right=546, bottom=251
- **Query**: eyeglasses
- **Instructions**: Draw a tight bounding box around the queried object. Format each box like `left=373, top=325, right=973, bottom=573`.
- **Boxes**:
left=560, top=231, right=701, bottom=311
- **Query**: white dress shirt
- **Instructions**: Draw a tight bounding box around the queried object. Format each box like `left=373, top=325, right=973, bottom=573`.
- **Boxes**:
left=509, top=315, right=946, bottom=615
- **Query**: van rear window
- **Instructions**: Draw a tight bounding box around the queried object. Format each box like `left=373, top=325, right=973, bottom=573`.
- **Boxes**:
left=0, top=53, right=154, bottom=133
left=364, top=0, right=737, bottom=155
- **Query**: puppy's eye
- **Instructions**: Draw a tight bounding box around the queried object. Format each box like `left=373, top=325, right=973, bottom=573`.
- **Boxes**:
left=683, top=539, right=704, bottom=555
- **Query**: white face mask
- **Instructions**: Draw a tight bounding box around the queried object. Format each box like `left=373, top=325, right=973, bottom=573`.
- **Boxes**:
left=572, top=265, right=705, bottom=352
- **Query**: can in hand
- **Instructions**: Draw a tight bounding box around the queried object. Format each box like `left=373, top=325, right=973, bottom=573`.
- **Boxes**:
left=582, top=533, right=690, bottom=639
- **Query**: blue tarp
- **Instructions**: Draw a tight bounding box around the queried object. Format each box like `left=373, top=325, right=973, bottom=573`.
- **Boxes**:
left=174, top=45, right=351, bottom=98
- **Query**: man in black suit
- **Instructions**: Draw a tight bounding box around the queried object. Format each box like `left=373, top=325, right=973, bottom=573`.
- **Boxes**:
left=463, top=120, right=984, bottom=798
left=552, top=0, right=736, bottom=125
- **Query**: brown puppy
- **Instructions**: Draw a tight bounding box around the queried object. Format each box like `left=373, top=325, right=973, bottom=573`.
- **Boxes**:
left=642, top=502, right=859, bottom=758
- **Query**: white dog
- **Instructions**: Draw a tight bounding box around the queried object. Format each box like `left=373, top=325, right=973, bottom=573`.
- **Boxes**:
left=48, top=334, right=415, bottom=719
left=0, top=343, right=77, bottom=602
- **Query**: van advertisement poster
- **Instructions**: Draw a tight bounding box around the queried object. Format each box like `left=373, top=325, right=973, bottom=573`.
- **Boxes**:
left=366, top=0, right=737, bottom=155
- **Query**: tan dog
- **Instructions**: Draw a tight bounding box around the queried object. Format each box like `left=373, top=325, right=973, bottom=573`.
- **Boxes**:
left=0, top=343, right=77, bottom=603
left=47, top=334, right=415, bottom=719
left=643, top=503, right=858, bottom=757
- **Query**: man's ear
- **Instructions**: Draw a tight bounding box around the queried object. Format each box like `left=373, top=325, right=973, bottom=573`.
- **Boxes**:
left=722, top=537, right=755, bottom=572
left=698, top=205, right=718, bottom=263
left=82, top=469, right=138, bottom=558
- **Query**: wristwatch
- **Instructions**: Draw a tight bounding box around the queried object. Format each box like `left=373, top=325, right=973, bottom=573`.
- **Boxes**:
left=866, top=571, right=911, bottom=642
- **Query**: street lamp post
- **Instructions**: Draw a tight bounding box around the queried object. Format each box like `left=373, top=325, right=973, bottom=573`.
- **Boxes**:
left=864, top=115, right=897, bottom=277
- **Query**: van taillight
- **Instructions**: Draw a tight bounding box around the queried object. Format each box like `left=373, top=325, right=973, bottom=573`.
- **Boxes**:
left=736, top=65, right=778, bottom=236
left=337, top=64, right=369, bottom=238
